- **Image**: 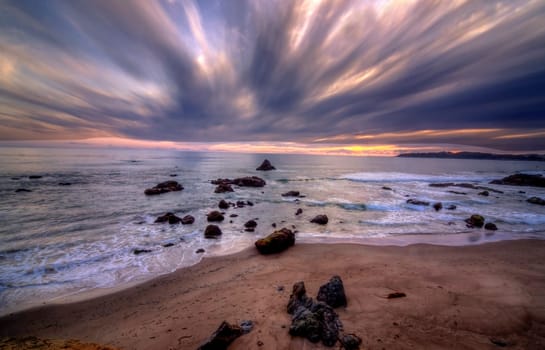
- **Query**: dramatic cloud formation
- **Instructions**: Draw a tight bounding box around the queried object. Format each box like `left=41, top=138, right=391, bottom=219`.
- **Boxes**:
left=1, top=0, right=544, bottom=153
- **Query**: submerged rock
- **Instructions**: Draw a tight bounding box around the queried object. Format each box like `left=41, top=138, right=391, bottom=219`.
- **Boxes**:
left=478, top=190, right=489, bottom=196
left=310, top=214, right=329, bottom=225
left=212, top=176, right=266, bottom=187
left=58, top=182, right=72, bottom=186
left=484, top=222, right=498, bottom=230
left=28, top=175, right=43, bottom=179
left=256, top=159, right=276, bottom=171
left=433, top=202, right=443, bottom=211
left=15, top=188, right=32, bottom=193
left=204, top=225, right=222, bottom=238
left=181, top=215, right=195, bottom=224
left=144, top=180, right=183, bottom=195
left=282, top=190, right=301, bottom=197
left=406, top=199, right=430, bottom=206
left=255, top=228, right=295, bottom=254
left=197, top=321, right=243, bottom=350
left=446, top=204, right=457, bottom=210
left=244, top=220, right=258, bottom=229
left=490, top=173, right=545, bottom=187
left=317, top=275, right=347, bottom=308
left=465, top=214, right=485, bottom=228
left=207, top=211, right=225, bottom=222
left=527, top=196, right=545, bottom=205
left=155, top=212, right=182, bottom=224
left=196, top=248, right=205, bottom=254
left=133, top=248, right=152, bottom=255
left=382, top=186, right=392, bottom=191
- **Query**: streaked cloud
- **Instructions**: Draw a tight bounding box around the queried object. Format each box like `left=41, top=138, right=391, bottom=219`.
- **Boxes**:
left=0, top=0, right=544, bottom=152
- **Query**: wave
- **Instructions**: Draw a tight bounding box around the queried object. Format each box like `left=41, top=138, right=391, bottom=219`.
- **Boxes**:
left=341, top=172, right=496, bottom=183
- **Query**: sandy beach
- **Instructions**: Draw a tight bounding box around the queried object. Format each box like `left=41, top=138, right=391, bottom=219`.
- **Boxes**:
left=1, top=239, right=545, bottom=349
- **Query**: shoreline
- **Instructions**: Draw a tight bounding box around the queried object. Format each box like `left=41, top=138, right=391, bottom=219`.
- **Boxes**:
left=2, top=239, right=545, bottom=349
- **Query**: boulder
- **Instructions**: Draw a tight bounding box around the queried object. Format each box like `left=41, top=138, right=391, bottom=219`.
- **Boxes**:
left=310, top=215, right=328, bottom=225
left=244, top=220, right=258, bottom=229
left=282, top=191, right=301, bottom=197
left=236, top=200, right=246, bottom=208
left=433, top=202, right=442, bottom=211
left=218, top=199, right=230, bottom=209
left=155, top=212, right=182, bottom=224
left=255, top=228, right=295, bottom=254
left=465, top=214, right=485, bottom=228
left=295, top=208, right=303, bottom=216
left=214, top=183, right=234, bottom=193
left=406, top=199, right=430, bottom=206
left=233, top=176, right=266, bottom=187
left=256, top=159, right=276, bottom=171
left=527, top=196, right=545, bottom=205
left=340, top=334, right=362, bottom=350
left=316, top=275, right=347, bottom=308
left=246, top=200, right=254, bottom=206
left=207, top=211, right=225, bottom=222
left=484, top=222, right=498, bottom=230
left=197, top=321, right=243, bottom=350
left=144, top=181, right=183, bottom=195
left=204, top=225, right=222, bottom=238
left=181, top=215, right=195, bottom=224
left=490, top=173, right=545, bottom=187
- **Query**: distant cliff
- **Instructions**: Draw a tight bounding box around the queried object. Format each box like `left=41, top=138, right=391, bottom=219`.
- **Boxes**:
left=397, top=151, right=545, bottom=161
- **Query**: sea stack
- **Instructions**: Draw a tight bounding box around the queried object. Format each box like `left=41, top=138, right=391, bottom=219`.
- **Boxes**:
left=256, top=159, right=276, bottom=171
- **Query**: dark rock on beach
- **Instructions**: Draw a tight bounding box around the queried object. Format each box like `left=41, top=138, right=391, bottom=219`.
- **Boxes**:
left=310, top=214, right=328, bottom=225
left=255, top=228, right=295, bottom=254
left=465, top=214, right=485, bottom=228
left=484, top=222, right=498, bottom=231
left=15, top=188, right=32, bottom=193
left=282, top=190, right=301, bottom=197
left=446, top=204, right=457, bottom=210
left=433, top=202, right=443, bottom=211
left=181, top=215, right=195, bottom=225
left=144, top=180, right=183, bottom=195
left=236, top=200, right=246, bottom=208
left=490, top=173, right=545, bottom=187
left=233, top=176, right=266, bottom=187
left=196, top=248, right=205, bottom=254
left=155, top=212, right=182, bottom=224
left=162, top=243, right=175, bottom=248
left=317, top=275, right=347, bottom=308
left=197, top=321, right=244, bottom=350
left=244, top=220, right=258, bottom=229
left=204, top=225, right=222, bottom=238
left=527, top=196, right=545, bottom=205
left=256, top=159, right=276, bottom=171
left=218, top=199, right=230, bottom=209
left=295, top=208, right=303, bottom=216
left=407, top=199, right=430, bottom=206
left=387, top=292, right=407, bottom=299
left=207, top=211, right=224, bottom=222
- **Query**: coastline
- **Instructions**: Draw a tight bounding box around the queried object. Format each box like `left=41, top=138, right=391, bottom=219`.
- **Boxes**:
left=2, top=239, right=545, bottom=349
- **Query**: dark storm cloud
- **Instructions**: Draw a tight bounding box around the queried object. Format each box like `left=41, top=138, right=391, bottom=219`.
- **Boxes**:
left=0, top=0, right=544, bottom=151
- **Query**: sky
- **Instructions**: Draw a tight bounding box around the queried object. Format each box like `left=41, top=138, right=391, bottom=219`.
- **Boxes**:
left=0, top=0, right=544, bottom=156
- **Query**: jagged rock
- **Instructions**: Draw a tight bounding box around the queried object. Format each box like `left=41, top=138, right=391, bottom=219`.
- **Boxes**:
left=310, top=215, right=328, bottom=225
left=255, top=228, right=295, bottom=254
left=478, top=190, right=489, bottom=196
left=155, top=212, right=182, bottom=224
left=256, top=159, right=276, bottom=171
left=317, top=275, right=347, bottom=308
left=244, top=220, right=258, bottom=229
left=15, top=188, right=32, bottom=193
left=282, top=191, right=301, bottom=197
left=433, top=202, right=442, bottom=211
left=207, top=211, right=224, bottom=222
left=340, top=334, right=362, bottom=350
left=215, top=183, right=234, bottom=193
left=465, top=214, right=485, bottom=228
left=181, top=215, right=195, bottom=224
left=218, top=199, right=230, bottom=209
left=197, top=321, right=243, bottom=350
left=295, top=208, right=303, bottom=216
left=406, top=199, right=430, bottom=206
left=133, top=248, right=152, bottom=255
left=527, top=196, right=545, bottom=205
left=484, top=222, right=498, bottom=230
left=144, top=180, right=183, bottom=195
left=204, top=225, right=222, bottom=238
left=490, top=173, right=545, bottom=187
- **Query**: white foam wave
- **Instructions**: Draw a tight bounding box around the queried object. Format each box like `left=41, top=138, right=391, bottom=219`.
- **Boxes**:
left=341, top=172, right=496, bottom=183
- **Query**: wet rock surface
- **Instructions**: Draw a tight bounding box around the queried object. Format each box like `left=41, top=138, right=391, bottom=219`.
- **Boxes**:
left=310, top=214, right=328, bottom=225
left=155, top=212, right=182, bottom=224
left=255, top=228, right=295, bottom=254
left=181, top=215, right=195, bottom=225
left=316, top=275, right=347, bottom=308
left=465, top=214, right=485, bottom=228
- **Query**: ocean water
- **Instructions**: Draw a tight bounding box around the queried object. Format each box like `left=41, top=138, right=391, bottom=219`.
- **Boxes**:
left=1, top=147, right=544, bottom=314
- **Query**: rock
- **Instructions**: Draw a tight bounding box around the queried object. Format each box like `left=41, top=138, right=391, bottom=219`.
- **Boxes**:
left=490, top=173, right=545, bottom=187
left=58, top=182, right=71, bottom=186
left=28, top=175, right=42, bottom=179
left=387, top=292, right=406, bottom=299
left=255, top=228, right=295, bottom=254
left=155, top=212, right=182, bottom=224
left=169, top=174, right=177, bottom=177
left=15, top=188, right=32, bottom=193
left=295, top=208, right=303, bottom=216
left=196, top=248, right=205, bottom=254
left=162, top=243, right=175, bottom=248
left=214, top=183, right=234, bottom=193
left=340, top=334, right=362, bottom=350
left=282, top=191, right=300, bottom=197
left=446, top=204, right=457, bottom=210
left=181, top=215, right=195, bottom=224
left=244, top=220, right=258, bottom=229
left=236, top=200, right=246, bottom=208
left=382, top=186, right=392, bottom=191
left=246, top=200, right=254, bottom=206
left=133, top=248, right=152, bottom=255
left=197, top=321, right=243, bottom=350
left=478, top=190, right=489, bottom=196
left=256, top=159, right=276, bottom=171
left=207, top=211, right=224, bottom=222
left=310, top=215, right=328, bottom=225
left=527, top=196, right=545, bottom=205
left=257, top=340, right=264, bottom=346
left=317, top=275, right=347, bottom=308
left=272, top=222, right=277, bottom=228
left=233, top=176, right=266, bottom=187
left=484, top=222, right=498, bottom=230
left=11, top=177, right=20, bottom=180
left=204, top=225, right=222, bottom=238
left=433, top=202, right=442, bottom=211
left=406, top=199, right=430, bottom=206
left=465, top=214, right=485, bottom=228
left=229, top=214, right=238, bottom=217
left=448, top=190, right=467, bottom=195
left=218, top=199, right=230, bottom=209
left=489, top=337, right=508, bottom=347
left=144, top=180, right=183, bottom=195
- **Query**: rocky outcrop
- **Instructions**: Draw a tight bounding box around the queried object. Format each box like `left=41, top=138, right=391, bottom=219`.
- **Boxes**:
left=255, top=228, right=295, bottom=254
left=256, top=159, right=276, bottom=171
left=317, top=275, right=347, bottom=308
left=204, top=225, right=222, bottom=238
left=181, top=215, right=195, bottom=224
left=212, top=177, right=266, bottom=188
left=155, top=212, right=182, bottom=224
left=144, top=181, right=183, bottom=195
left=207, top=211, right=224, bottom=222
left=218, top=199, right=230, bottom=209
left=406, top=199, right=430, bottom=206
left=527, top=196, right=545, bottom=205
left=465, top=214, right=485, bottom=228
left=430, top=182, right=504, bottom=193
left=197, top=321, right=244, bottom=350
left=490, top=173, right=545, bottom=187
left=310, top=215, right=328, bottom=225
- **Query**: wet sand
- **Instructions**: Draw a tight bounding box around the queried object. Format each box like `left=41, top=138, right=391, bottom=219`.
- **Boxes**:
left=1, top=239, right=545, bottom=349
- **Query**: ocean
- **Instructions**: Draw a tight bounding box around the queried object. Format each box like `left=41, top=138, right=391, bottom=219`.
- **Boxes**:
left=1, top=147, right=544, bottom=315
